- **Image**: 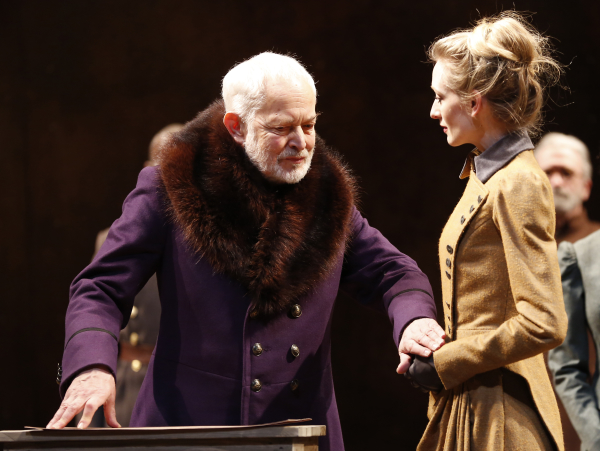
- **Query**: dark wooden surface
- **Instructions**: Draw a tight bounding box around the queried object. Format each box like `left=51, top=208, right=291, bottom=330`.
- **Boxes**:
left=1, top=1, right=599, bottom=450
left=0, top=425, right=324, bottom=450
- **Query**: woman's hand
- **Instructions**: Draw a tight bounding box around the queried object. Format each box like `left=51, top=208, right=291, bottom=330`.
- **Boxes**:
left=405, top=354, right=444, bottom=392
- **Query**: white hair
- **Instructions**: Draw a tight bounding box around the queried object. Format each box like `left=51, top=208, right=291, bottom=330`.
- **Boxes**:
left=221, top=52, right=317, bottom=125
left=535, top=132, right=593, bottom=180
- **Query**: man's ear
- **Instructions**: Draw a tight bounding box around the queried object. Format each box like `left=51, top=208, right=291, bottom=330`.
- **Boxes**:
left=223, top=113, right=246, bottom=145
left=582, top=178, right=593, bottom=202
left=470, top=91, right=483, bottom=117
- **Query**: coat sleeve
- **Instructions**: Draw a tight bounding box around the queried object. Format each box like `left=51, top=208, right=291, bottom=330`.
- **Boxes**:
left=60, top=166, right=168, bottom=397
left=339, top=207, right=437, bottom=347
left=434, top=169, right=567, bottom=388
left=548, top=242, right=600, bottom=449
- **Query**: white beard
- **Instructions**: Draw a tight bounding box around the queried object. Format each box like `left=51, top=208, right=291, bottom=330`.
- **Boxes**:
left=553, top=186, right=582, bottom=215
left=244, top=127, right=313, bottom=184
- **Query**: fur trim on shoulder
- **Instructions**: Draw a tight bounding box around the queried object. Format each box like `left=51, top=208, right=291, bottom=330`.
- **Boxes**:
left=160, top=99, right=357, bottom=318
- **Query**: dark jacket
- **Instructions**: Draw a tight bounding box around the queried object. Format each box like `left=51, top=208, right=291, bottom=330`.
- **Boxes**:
left=60, top=101, right=436, bottom=451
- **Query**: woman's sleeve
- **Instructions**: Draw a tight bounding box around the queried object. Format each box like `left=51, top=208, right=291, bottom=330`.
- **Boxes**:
left=548, top=242, right=600, bottom=448
left=434, top=169, right=567, bottom=389
left=60, top=166, right=168, bottom=397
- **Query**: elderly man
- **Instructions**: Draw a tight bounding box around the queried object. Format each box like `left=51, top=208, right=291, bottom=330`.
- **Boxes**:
left=534, top=132, right=600, bottom=244
left=47, top=53, right=443, bottom=451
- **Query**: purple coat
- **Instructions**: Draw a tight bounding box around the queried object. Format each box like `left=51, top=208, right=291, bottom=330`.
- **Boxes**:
left=61, top=104, right=436, bottom=451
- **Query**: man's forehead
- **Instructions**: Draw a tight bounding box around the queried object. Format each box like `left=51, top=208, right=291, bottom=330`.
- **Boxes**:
left=537, top=147, right=584, bottom=171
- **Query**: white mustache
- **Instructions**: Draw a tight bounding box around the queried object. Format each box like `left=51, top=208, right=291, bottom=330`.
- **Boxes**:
left=277, top=148, right=311, bottom=161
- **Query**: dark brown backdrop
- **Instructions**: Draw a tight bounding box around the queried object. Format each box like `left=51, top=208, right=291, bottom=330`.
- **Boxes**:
left=1, top=1, right=599, bottom=449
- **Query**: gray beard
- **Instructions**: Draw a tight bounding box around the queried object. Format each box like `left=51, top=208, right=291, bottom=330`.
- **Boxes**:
left=553, top=187, right=582, bottom=215
left=244, top=129, right=313, bottom=184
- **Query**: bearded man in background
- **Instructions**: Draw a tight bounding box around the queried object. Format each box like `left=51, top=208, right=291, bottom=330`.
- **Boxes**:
left=535, top=132, right=599, bottom=244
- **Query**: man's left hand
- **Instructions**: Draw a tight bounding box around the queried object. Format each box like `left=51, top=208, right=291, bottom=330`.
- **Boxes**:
left=396, top=318, right=445, bottom=374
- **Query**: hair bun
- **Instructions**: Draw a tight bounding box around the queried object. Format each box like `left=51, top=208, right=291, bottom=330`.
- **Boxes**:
left=428, top=11, right=562, bottom=135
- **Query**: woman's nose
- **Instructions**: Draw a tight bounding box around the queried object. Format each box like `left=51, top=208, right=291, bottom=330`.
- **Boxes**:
left=430, top=102, right=440, bottom=120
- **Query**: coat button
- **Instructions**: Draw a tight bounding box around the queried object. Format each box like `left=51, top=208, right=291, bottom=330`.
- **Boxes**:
left=129, top=332, right=139, bottom=346
left=290, top=344, right=300, bottom=358
left=252, top=343, right=263, bottom=356
left=131, top=360, right=142, bottom=372
left=446, top=258, right=451, bottom=269
left=290, top=379, right=299, bottom=391
left=446, top=302, right=450, bottom=308
left=446, top=245, right=453, bottom=254
left=447, top=315, right=451, bottom=322
left=290, top=304, right=302, bottom=318
left=478, top=195, right=482, bottom=203
left=56, top=363, right=62, bottom=385
left=469, top=205, right=474, bottom=213
left=445, top=271, right=451, bottom=280
left=251, top=379, right=262, bottom=392
left=460, top=215, right=465, bottom=224
left=131, top=306, right=139, bottom=319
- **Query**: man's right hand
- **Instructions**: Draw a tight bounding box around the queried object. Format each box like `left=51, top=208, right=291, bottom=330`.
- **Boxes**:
left=46, top=367, right=120, bottom=429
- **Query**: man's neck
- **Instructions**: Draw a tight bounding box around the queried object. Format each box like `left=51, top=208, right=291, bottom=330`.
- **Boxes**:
left=555, top=204, right=600, bottom=244
left=556, top=204, right=586, bottom=230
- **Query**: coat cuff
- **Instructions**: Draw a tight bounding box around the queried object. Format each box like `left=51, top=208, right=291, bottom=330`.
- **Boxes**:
left=60, top=330, right=119, bottom=398
left=388, top=289, right=437, bottom=348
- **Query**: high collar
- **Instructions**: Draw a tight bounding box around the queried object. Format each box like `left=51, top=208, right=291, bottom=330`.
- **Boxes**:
left=158, top=100, right=357, bottom=319
left=459, top=132, right=534, bottom=183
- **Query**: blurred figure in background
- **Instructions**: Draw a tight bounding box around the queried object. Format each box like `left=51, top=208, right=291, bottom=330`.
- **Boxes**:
left=91, top=123, right=183, bottom=426
left=536, top=133, right=600, bottom=451
left=549, top=230, right=600, bottom=451
left=534, top=132, right=600, bottom=244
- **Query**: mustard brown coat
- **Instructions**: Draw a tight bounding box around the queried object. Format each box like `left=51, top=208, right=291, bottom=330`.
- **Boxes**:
left=418, top=143, right=568, bottom=451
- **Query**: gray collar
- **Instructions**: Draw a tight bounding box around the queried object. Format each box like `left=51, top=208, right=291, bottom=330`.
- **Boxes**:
left=459, top=132, right=534, bottom=183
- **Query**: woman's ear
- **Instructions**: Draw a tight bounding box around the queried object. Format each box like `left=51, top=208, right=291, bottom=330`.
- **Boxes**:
left=223, top=113, right=246, bottom=145
left=470, top=91, right=483, bottom=117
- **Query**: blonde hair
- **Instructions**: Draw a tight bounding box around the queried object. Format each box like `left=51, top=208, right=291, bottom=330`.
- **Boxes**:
left=428, top=12, right=562, bottom=135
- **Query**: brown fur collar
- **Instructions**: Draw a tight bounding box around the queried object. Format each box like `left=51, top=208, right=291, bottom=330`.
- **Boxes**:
left=160, top=100, right=357, bottom=318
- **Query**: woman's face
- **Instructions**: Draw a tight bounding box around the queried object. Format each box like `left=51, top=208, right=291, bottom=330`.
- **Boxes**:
left=430, top=61, right=477, bottom=147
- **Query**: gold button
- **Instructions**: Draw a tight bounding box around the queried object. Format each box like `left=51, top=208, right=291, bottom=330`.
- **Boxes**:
left=290, top=344, right=300, bottom=358
left=290, top=379, right=299, bottom=391
left=252, top=343, right=263, bottom=356
left=251, top=379, right=262, bottom=392
left=131, top=360, right=142, bottom=372
left=249, top=309, right=258, bottom=319
left=129, top=332, right=139, bottom=346
left=130, top=306, right=138, bottom=319
left=290, top=304, right=302, bottom=318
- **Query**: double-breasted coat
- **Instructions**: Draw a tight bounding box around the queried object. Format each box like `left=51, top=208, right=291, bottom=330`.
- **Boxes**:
left=418, top=134, right=568, bottom=451
left=59, top=101, right=437, bottom=451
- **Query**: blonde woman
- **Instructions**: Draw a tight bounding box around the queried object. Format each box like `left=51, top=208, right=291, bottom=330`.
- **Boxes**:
left=407, top=13, right=568, bottom=451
